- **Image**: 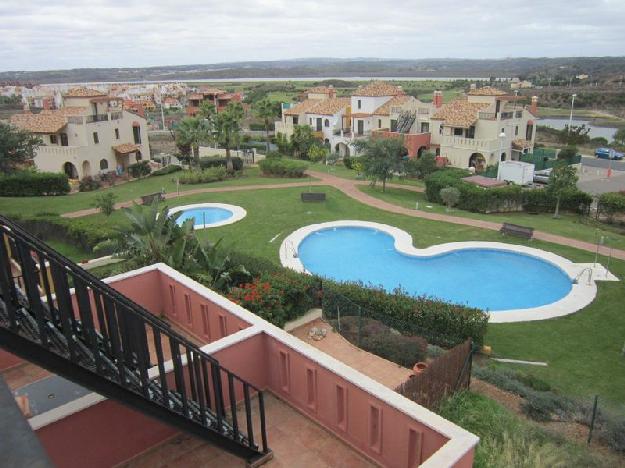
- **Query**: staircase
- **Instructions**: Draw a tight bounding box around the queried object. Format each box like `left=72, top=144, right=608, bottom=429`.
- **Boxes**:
left=396, top=111, right=416, bottom=134
left=0, top=215, right=270, bottom=465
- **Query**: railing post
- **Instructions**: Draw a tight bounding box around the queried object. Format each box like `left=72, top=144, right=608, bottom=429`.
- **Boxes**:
left=258, top=391, right=268, bottom=453
left=243, top=383, right=255, bottom=449
left=228, top=374, right=239, bottom=435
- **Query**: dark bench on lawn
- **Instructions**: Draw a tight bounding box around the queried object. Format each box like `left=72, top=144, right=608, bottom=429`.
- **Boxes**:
left=301, top=192, right=326, bottom=202
left=500, top=223, right=534, bottom=239
left=140, top=192, right=165, bottom=205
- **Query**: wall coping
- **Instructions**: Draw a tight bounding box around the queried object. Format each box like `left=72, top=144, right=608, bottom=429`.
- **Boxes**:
left=278, top=220, right=618, bottom=323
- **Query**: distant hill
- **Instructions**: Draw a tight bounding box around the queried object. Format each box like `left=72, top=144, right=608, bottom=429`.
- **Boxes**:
left=2, top=57, right=625, bottom=84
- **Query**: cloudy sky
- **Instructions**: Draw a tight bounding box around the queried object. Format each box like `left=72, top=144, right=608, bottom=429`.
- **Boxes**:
left=1, top=0, right=624, bottom=71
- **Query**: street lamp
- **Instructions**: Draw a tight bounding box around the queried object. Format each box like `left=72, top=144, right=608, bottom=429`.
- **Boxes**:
left=499, top=130, right=506, bottom=162
left=567, top=93, right=577, bottom=135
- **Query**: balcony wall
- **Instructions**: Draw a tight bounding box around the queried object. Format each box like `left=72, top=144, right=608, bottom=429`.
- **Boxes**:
left=26, top=264, right=477, bottom=468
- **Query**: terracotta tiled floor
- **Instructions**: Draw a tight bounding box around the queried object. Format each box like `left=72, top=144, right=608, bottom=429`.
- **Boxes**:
left=1, top=361, right=51, bottom=391
left=291, top=318, right=412, bottom=390
left=120, top=393, right=375, bottom=468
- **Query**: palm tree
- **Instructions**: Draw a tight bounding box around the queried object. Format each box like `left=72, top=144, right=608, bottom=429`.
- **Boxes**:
left=175, top=117, right=211, bottom=166
left=253, top=99, right=276, bottom=153
left=99, top=201, right=250, bottom=290
left=211, top=102, right=244, bottom=173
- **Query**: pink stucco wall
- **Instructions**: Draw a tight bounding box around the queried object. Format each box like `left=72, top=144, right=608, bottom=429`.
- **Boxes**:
left=0, top=348, right=23, bottom=371
left=36, top=399, right=176, bottom=468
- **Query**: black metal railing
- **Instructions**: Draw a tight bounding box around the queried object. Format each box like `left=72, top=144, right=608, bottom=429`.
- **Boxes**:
left=0, top=215, right=268, bottom=463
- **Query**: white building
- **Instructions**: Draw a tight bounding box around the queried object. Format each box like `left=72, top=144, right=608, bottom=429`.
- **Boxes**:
left=11, top=87, right=150, bottom=180
left=275, top=82, right=537, bottom=169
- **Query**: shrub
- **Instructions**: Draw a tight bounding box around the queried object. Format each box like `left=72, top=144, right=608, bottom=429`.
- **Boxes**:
left=598, top=192, right=625, bottom=222
left=521, top=392, right=574, bottom=422
left=322, top=282, right=488, bottom=347
left=178, top=167, right=227, bottom=184
left=440, top=186, right=461, bottom=210
left=258, top=158, right=308, bottom=177
left=199, top=156, right=243, bottom=172
left=249, top=122, right=274, bottom=131
left=425, top=168, right=591, bottom=214
left=94, top=192, right=116, bottom=216
left=128, top=160, right=151, bottom=179
left=0, top=171, right=70, bottom=196
left=259, top=270, right=320, bottom=322
left=360, top=333, right=428, bottom=367
left=265, top=151, right=284, bottom=160
left=228, top=279, right=288, bottom=326
left=343, top=155, right=353, bottom=169
left=152, top=164, right=182, bottom=176
left=78, top=176, right=101, bottom=192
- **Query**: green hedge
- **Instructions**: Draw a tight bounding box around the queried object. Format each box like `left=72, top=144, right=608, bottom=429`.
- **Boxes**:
left=152, top=164, right=182, bottom=176
left=199, top=156, right=243, bottom=172
left=11, top=214, right=119, bottom=252
left=249, top=123, right=275, bottom=131
left=322, top=281, right=489, bottom=347
left=0, top=171, right=70, bottom=196
left=598, top=192, right=625, bottom=221
left=258, top=158, right=308, bottom=177
left=425, top=169, right=592, bottom=214
left=179, top=167, right=227, bottom=184
left=128, top=161, right=151, bottom=179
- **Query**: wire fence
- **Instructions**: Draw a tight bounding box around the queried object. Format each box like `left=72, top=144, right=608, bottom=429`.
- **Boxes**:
left=320, top=285, right=476, bottom=410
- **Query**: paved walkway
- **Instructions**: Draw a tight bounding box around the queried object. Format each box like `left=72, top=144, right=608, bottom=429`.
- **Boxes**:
left=291, top=318, right=412, bottom=390
left=62, top=169, right=625, bottom=261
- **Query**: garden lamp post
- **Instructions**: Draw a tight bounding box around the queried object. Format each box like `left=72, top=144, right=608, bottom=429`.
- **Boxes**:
left=499, top=130, right=506, bottom=162
left=567, top=94, right=577, bottom=136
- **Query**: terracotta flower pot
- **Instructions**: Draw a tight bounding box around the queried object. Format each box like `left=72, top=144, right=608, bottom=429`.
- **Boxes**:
left=412, top=362, right=428, bottom=375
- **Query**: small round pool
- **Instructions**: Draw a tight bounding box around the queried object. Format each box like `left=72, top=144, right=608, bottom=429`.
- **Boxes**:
left=168, top=203, right=246, bottom=229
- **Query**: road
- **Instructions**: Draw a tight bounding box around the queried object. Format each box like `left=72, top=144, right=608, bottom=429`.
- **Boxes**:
left=581, top=156, right=625, bottom=171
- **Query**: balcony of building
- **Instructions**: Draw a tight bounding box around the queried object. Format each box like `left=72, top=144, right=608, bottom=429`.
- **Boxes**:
left=0, top=255, right=478, bottom=468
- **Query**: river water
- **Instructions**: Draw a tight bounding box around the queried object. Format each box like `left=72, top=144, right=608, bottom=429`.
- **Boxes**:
left=539, top=118, right=619, bottom=141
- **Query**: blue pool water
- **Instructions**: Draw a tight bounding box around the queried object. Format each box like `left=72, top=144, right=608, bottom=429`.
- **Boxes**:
left=298, top=227, right=573, bottom=311
left=175, top=207, right=233, bottom=227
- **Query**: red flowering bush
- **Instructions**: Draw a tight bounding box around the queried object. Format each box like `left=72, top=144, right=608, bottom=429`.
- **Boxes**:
left=228, top=279, right=288, bottom=326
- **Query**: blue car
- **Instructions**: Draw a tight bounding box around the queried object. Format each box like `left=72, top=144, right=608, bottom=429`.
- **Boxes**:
left=595, top=148, right=624, bottom=160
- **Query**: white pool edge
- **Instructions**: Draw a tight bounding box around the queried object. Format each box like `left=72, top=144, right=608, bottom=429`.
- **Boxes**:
left=279, top=220, right=619, bottom=323
left=168, top=202, right=247, bottom=230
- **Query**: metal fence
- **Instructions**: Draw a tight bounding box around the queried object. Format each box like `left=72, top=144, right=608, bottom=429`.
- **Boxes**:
left=395, top=339, right=474, bottom=410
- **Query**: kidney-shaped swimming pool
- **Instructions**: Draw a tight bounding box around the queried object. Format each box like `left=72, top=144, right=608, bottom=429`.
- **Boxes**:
left=296, top=225, right=573, bottom=312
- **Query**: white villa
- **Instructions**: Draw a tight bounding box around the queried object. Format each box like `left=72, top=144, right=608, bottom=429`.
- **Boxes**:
left=11, top=87, right=150, bottom=180
left=275, top=81, right=537, bottom=170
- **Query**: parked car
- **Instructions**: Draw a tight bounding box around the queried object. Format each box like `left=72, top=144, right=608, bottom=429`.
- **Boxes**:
left=595, top=148, right=624, bottom=160
left=533, top=168, right=552, bottom=184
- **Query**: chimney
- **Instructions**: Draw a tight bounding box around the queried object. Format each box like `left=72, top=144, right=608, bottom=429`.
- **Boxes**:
left=530, top=96, right=538, bottom=115
left=470, top=83, right=477, bottom=90
left=433, top=90, right=443, bottom=108
left=328, top=85, right=336, bottom=99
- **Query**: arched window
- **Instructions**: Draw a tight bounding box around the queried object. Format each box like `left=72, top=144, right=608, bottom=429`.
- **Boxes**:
left=324, top=119, right=329, bottom=127
left=100, top=159, right=109, bottom=170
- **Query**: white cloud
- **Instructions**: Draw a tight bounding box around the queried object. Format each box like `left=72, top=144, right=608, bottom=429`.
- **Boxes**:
left=0, top=0, right=624, bottom=71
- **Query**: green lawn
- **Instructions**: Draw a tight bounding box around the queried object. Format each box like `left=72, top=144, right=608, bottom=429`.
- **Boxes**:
left=358, top=185, right=625, bottom=252
left=0, top=167, right=315, bottom=217
left=307, top=162, right=425, bottom=188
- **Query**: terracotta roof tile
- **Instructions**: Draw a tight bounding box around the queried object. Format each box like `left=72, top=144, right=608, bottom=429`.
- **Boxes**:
left=283, top=99, right=320, bottom=116
left=306, top=97, right=350, bottom=116
left=41, top=107, right=85, bottom=116
left=373, top=95, right=411, bottom=116
left=113, top=143, right=142, bottom=154
left=432, top=99, right=490, bottom=127
left=10, top=113, right=67, bottom=133
left=468, top=86, right=508, bottom=96
left=64, top=87, right=106, bottom=97
left=353, top=81, right=405, bottom=97
left=197, top=86, right=226, bottom=95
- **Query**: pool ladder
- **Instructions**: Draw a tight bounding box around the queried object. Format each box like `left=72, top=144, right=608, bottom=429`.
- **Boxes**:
left=574, top=267, right=593, bottom=285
